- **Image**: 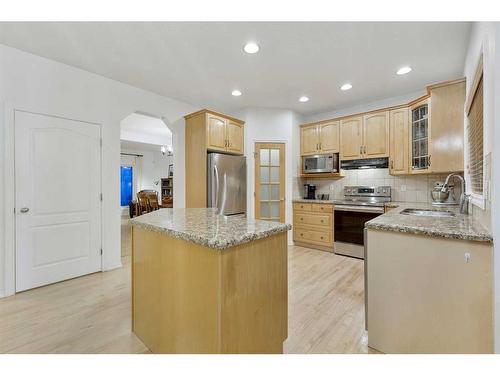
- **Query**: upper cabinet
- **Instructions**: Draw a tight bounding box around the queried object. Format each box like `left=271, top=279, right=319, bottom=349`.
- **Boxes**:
left=428, top=80, right=465, bottom=173
left=389, top=107, right=409, bottom=175
left=300, top=124, right=319, bottom=155
left=339, top=113, right=388, bottom=160
left=340, top=116, right=363, bottom=160
left=296, top=79, right=465, bottom=176
left=318, top=121, right=340, bottom=153
left=300, top=121, right=340, bottom=156
left=206, top=114, right=227, bottom=152
left=363, top=112, right=390, bottom=158
left=226, top=120, right=245, bottom=154
left=203, top=112, right=244, bottom=155
left=409, top=97, right=431, bottom=173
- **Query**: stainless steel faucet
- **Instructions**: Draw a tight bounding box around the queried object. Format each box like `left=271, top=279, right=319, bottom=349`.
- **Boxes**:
left=441, top=173, right=470, bottom=214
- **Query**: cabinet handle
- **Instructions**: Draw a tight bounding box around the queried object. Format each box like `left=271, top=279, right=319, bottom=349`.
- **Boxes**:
left=363, top=146, right=366, bottom=154
left=300, top=233, right=304, bottom=237
left=360, top=146, right=362, bottom=154
left=321, top=236, right=324, bottom=240
left=390, top=160, right=394, bottom=169
left=319, top=142, right=322, bottom=150
left=428, top=155, right=432, bottom=167
left=320, top=220, right=324, bottom=223
left=300, top=217, right=304, bottom=221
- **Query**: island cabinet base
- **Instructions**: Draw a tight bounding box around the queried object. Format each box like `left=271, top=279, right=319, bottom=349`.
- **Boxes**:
left=132, top=227, right=288, bottom=354
left=366, top=229, right=493, bottom=354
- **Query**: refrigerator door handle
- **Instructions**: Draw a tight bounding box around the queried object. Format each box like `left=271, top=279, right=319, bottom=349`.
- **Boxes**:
left=214, top=164, right=220, bottom=209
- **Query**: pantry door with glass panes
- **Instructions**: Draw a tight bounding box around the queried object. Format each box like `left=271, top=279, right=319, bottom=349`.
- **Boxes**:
left=254, top=143, right=285, bottom=223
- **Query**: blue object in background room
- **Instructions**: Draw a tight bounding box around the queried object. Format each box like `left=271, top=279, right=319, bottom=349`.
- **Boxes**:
left=120, top=166, right=133, bottom=206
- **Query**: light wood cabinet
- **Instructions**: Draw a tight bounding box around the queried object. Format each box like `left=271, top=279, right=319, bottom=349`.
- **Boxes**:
left=389, top=108, right=409, bottom=175
left=367, top=229, right=492, bottom=353
left=226, top=120, right=244, bottom=154
left=340, top=116, right=363, bottom=160
left=428, top=80, right=465, bottom=173
left=297, top=79, right=464, bottom=175
left=318, top=121, right=340, bottom=153
left=207, top=114, right=227, bottom=152
left=300, top=121, right=340, bottom=156
left=409, top=97, right=432, bottom=174
left=206, top=115, right=244, bottom=155
left=300, top=124, right=319, bottom=155
left=363, top=112, right=389, bottom=158
left=293, top=202, right=334, bottom=252
left=185, top=109, right=245, bottom=208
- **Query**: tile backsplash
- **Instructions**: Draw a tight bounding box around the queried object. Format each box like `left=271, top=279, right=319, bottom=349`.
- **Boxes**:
left=299, top=169, right=463, bottom=204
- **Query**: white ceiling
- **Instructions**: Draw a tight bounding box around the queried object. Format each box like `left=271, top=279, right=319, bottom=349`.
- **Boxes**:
left=0, top=22, right=471, bottom=115
left=120, top=112, right=172, bottom=146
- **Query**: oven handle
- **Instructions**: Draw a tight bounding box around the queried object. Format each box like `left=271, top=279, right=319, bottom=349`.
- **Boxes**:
left=334, top=205, right=384, bottom=214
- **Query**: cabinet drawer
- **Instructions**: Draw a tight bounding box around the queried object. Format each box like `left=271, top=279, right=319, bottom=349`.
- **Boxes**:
left=311, top=204, right=333, bottom=213
left=293, top=202, right=312, bottom=212
left=294, top=227, right=332, bottom=245
left=294, top=213, right=331, bottom=227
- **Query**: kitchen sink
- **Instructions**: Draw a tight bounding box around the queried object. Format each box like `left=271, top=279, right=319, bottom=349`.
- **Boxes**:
left=400, top=208, right=456, bottom=217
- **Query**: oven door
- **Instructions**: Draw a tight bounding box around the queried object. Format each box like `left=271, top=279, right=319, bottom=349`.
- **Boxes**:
left=334, top=207, right=382, bottom=258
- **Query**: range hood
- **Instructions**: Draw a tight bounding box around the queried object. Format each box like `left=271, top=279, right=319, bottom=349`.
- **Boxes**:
left=341, top=157, right=389, bottom=170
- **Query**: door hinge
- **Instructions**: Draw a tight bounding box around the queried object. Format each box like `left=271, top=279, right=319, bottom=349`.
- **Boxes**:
left=100, top=138, right=102, bottom=147
left=100, top=248, right=103, bottom=255
left=253, top=152, right=258, bottom=158
left=100, top=193, right=103, bottom=201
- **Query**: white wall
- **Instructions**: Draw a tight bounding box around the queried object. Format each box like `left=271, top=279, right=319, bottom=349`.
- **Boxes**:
left=463, top=22, right=499, bottom=353
left=120, top=112, right=173, bottom=147
left=304, top=90, right=425, bottom=123
left=0, top=44, right=197, bottom=297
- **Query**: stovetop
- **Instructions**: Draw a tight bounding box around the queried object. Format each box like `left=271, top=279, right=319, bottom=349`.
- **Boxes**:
left=331, top=198, right=389, bottom=207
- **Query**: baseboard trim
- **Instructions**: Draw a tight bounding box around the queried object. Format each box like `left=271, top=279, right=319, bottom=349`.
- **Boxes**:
left=102, top=261, right=123, bottom=272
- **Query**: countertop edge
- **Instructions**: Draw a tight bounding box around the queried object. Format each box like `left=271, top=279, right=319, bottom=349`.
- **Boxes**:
left=365, top=222, right=493, bottom=243
left=130, top=220, right=292, bottom=250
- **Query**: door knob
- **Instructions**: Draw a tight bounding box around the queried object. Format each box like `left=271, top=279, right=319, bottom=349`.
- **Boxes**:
left=20, top=207, right=30, bottom=213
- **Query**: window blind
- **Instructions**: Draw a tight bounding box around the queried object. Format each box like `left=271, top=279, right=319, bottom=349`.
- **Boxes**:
left=467, top=77, right=483, bottom=195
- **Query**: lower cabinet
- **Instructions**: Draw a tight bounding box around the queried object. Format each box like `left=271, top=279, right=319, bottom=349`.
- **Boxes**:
left=293, top=202, right=334, bottom=252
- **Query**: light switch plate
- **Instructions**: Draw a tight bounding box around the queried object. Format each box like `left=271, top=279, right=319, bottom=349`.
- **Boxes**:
left=400, top=185, right=407, bottom=192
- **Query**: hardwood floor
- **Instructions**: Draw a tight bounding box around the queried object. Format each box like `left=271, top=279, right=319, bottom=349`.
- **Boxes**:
left=0, top=222, right=372, bottom=354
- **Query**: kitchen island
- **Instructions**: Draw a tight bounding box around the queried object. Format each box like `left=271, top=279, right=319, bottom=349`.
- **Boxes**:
left=365, top=203, right=493, bottom=353
left=129, top=208, right=291, bottom=354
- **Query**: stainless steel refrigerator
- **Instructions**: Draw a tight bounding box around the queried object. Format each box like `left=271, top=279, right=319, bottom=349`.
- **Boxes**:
left=207, top=153, right=246, bottom=216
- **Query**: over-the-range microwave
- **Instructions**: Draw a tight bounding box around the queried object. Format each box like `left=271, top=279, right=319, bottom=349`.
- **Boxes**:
left=302, top=153, right=339, bottom=173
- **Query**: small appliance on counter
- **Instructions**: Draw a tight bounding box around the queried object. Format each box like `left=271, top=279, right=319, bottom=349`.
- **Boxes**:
left=431, top=182, right=458, bottom=206
left=303, top=184, right=317, bottom=200
left=317, top=193, right=330, bottom=200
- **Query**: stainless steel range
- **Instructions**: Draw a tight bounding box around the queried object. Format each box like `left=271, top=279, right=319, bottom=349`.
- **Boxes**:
left=333, top=186, right=391, bottom=259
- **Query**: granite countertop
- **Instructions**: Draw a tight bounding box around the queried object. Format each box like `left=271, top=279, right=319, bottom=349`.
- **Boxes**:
left=130, top=208, right=291, bottom=250
left=366, top=202, right=493, bottom=243
left=293, top=199, right=335, bottom=204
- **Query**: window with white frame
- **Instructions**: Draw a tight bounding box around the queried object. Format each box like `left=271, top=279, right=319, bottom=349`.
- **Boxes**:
left=466, top=56, right=484, bottom=198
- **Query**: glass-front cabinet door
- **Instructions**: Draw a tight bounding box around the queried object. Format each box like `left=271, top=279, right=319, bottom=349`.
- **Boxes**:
left=254, top=143, right=285, bottom=223
left=410, top=98, right=431, bottom=173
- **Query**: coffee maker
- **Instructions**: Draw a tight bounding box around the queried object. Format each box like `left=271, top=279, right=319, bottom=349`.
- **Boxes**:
left=303, top=184, right=317, bottom=200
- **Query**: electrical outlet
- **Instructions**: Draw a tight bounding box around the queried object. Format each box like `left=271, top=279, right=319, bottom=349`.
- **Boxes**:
left=400, top=185, right=407, bottom=192
left=329, top=184, right=335, bottom=191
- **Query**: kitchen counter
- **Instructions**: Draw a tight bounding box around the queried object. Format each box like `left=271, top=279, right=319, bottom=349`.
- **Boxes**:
left=130, top=208, right=291, bottom=250
left=366, top=202, right=492, bottom=243
left=130, top=208, right=289, bottom=353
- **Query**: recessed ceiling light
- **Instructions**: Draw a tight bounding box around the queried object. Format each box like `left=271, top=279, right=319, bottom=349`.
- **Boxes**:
left=231, top=90, right=242, bottom=97
left=397, top=66, right=412, bottom=75
left=340, top=83, right=353, bottom=91
left=299, top=96, right=309, bottom=103
left=243, top=42, right=259, bottom=54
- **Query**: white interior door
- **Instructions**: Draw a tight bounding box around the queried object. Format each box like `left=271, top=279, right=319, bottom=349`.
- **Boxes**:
left=15, top=110, right=102, bottom=292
